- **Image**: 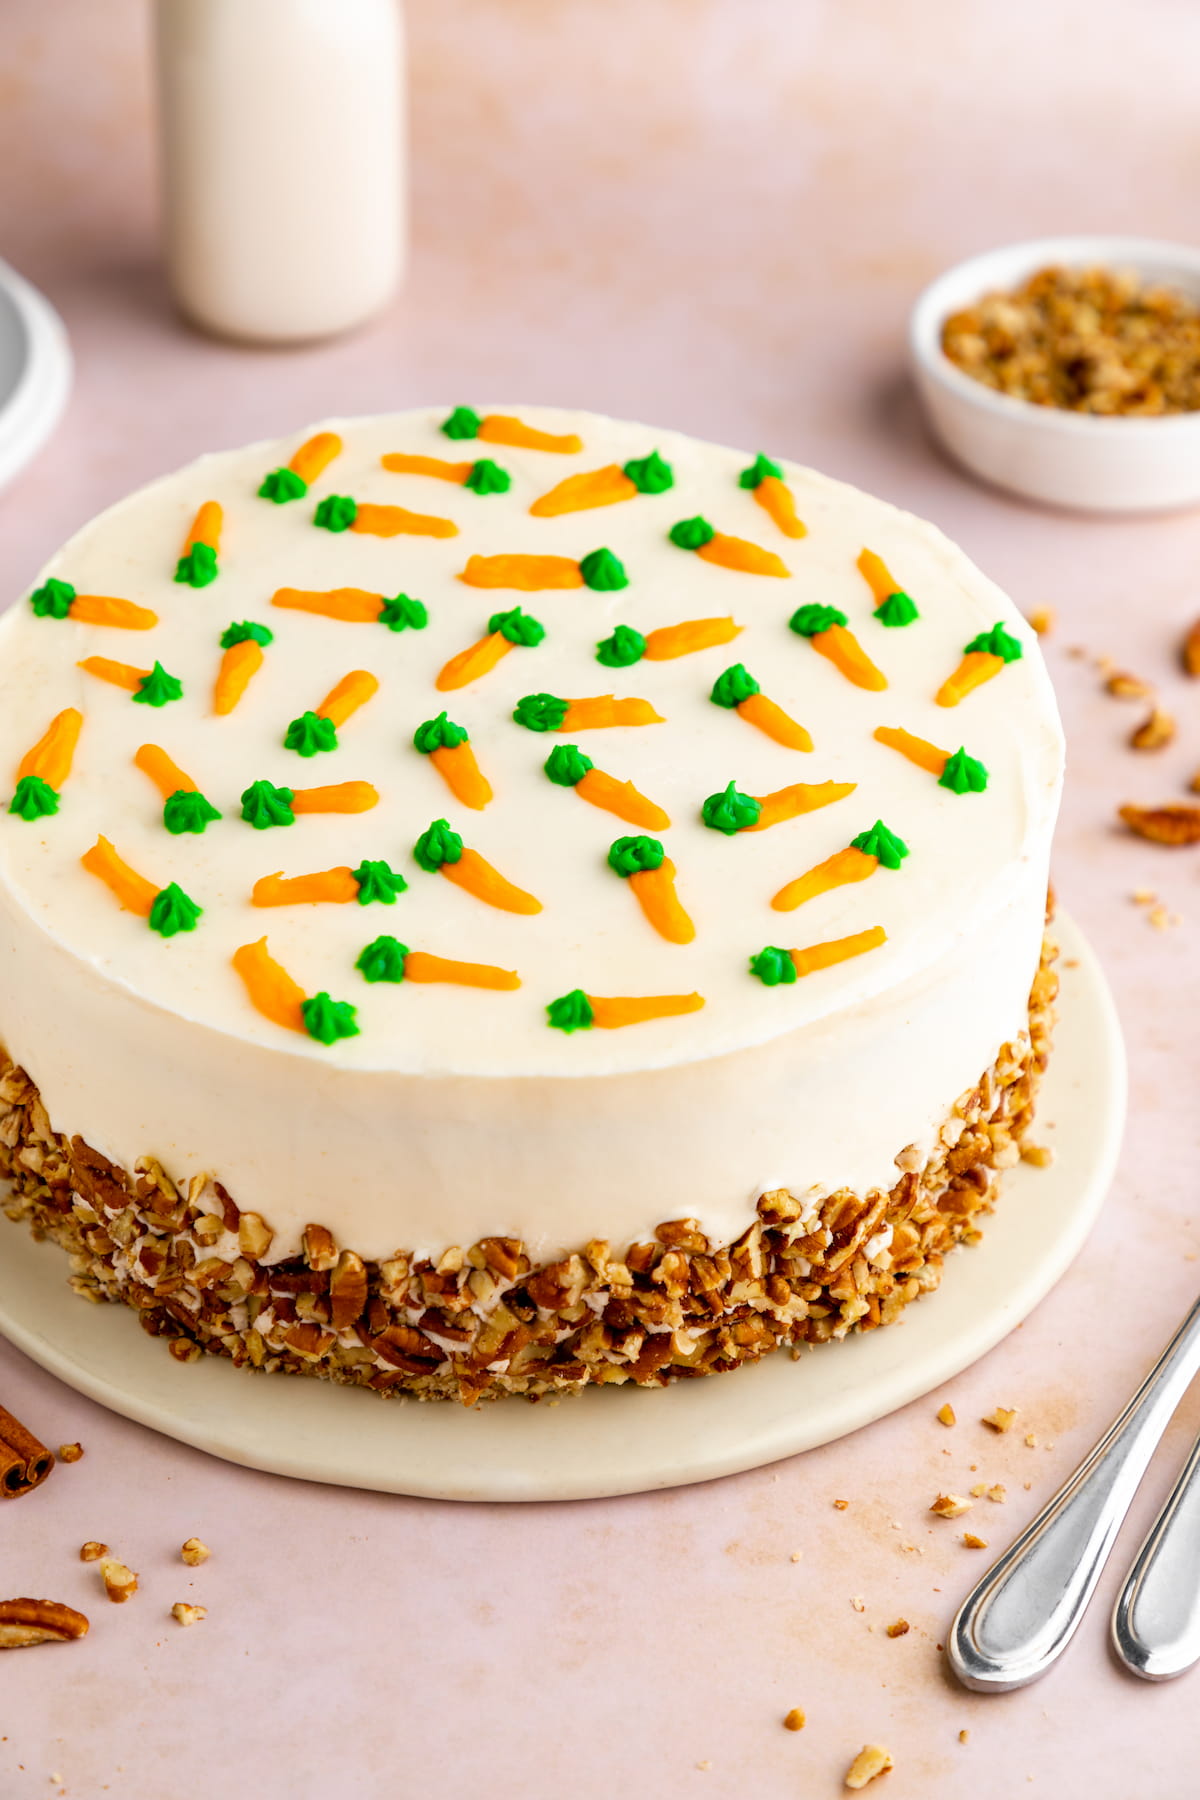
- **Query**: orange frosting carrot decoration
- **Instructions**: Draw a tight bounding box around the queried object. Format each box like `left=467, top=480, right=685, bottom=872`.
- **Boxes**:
left=770, top=822, right=908, bottom=913
left=790, top=926, right=887, bottom=977
left=29, top=578, right=157, bottom=629
left=290, top=781, right=379, bottom=814
left=608, top=837, right=695, bottom=945
left=788, top=606, right=887, bottom=691
left=873, top=724, right=947, bottom=776
left=313, top=495, right=457, bottom=539
left=317, top=669, right=380, bottom=727
left=709, top=664, right=812, bottom=750
left=441, top=406, right=582, bottom=453
left=80, top=836, right=159, bottom=917
left=670, top=516, right=790, bottom=577
left=251, top=867, right=360, bottom=907
left=530, top=465, right=637, bottom=517
left=272, top=587, right=385, bottom=623
left=436, top=606, right=545, bottom=693
left=461, top=553, right=584, bottom=591
left=742, top=780, right=858, bottom=831
left=738, top=455, right=807, bottom=540
left=403, top=951, right=521, bottom=990
left=771, top=847, right=878, bottom=913
left=413, top=820, right=542, bottom=914
left=936, top=623, right=1023, bottom=707
left=184, top=501, right=222, bottom=556
left=290, top=431, right=342, bottom=485
left=544, top=744, right=669, bottom=829
left=134, top=743, right=196, bottom=798
left=18, top=709, right=82, bottom=788
left=77, top=655, right=146, bottom=693
left=513, top=693, right=665, bottom=733
left=413, top=715, right=493, bottom=810
left=232, top=938, right=307, bottom=1034
left=547, top=988, right=704, bottom=1031
left=381, top=452, right=474, bottom=483
left=857, top=548, right=898, bottom=606
left=70, top=595, right=157, bottom=629
left=214, top=622, right=272, bottom=715
left=643, top=617, right=741, bottom=661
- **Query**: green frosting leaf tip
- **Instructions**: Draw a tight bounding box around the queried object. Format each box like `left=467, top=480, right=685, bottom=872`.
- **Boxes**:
left=441, top=405, right=482, bottom=440
left=132, top=662, right=183, bottom=708
left=258, top=467, right=308, bottom=503
left=284, top=710, right=339, bottom=757
left=850, top=819, right=910, bottom=869
left=174, top=543, right=218, bottom=588
left=148, top=881, right=202, bottom=938
left=355, top=934, right=409, bottom=983
left=938, top=747, right=990, bottom=795
left=750, top=945, right=798, bottom=987
left=546, top=989, right=595, bottom=1033
left=489, top=606, right=546, bottom=647
left=623, top=451, right=674, bottom=495
left=301, top=991, right=360, bottom=1045
left=8, top=775, right=59, bottom=820
left=314, top=494, right=358, bottom=532
left=513, top=692, right=569, bottom=733
left=710, top=662, right=760, bottom=708
left=163, top=789, right=222, bottom=835
left=579, top=547, right=629, bottom=591
left=413, top=817, right=464, bottom=872
left=789, top=603, right=847, bottom=639
left=465, top=458, right=511, bottom=495
left=607, top=834, right=664, bottom=877
left=701, top=780, right=762, bottom=835
left=964, top=620, right=1023, bottom=663
left=240, top=779, right=295, bottom=829
left=596, top=623, right=646, bottom=668
left=738, top=452, right=783, bottom=490
left=352, top=859, right=408, bottom=905
left=875, top=591, right=920, bottom=628
left=669, top=514, right=716, bottom=551
left=30, top=577, right=75, bottom=619
left=544, top=744, right=593, bottom=787
left=413, top=711, right=468, bottom=754
left=379, top=593, right=428, bottom=632
left=220, top=619, right=273, bottom=649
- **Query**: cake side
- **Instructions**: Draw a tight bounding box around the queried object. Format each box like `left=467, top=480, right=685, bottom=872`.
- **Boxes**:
left=0, top=406, right=1064, bottom=1265
left=0, top=934, right=1057, bottom=1404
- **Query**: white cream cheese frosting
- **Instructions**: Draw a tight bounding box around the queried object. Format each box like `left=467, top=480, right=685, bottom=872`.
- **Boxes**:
left=0, top=407, right=1063, bottom=1262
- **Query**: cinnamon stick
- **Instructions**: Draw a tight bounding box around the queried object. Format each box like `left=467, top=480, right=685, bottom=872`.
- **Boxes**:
left=0, top=1405, right=54, bottom=1498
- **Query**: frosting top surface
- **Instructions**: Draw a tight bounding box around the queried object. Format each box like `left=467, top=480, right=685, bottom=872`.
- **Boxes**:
left=0, top=407, right=1063, bottom=1077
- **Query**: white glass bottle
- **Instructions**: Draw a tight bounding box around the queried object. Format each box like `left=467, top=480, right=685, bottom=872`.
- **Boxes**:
left=155, top=0, right=405, bottom=344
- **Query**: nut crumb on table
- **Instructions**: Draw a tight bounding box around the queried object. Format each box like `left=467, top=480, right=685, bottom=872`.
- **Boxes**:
left=79, top=1542, right=108, bottom=1563
left=100, top=1560, right=138, bottom=1604
left=886, top=1619, right=910, bottom=1638
left=930, top=1493, right=973, bottom=1518
left=1183, top=620, right=1200, bottom=677
left=845, top=1744, right=894, bottom=1790
left=1027, top=608, right=1055, bottom=636
left=1120, top=803, right=1200, bottom=845
left=57, top=1442, right=83, bottom=1463
left=171, top=1603, right=207, bottom=1627
left=936, top=1402, right=956, bottom=1427
left=783, top=1708, right=806, bottom=1732
left=963, top=1532, right=989, bottom=1549
left=982, top=1406, right=1018, bottom=1433
left=180, top=1538, right=211, bottom=1566
left=1130, top=705, right=1175, bottom=751
left=1105, top=670, right=1154, bottom=700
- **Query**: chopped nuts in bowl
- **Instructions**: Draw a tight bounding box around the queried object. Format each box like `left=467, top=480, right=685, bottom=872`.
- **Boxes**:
left=910, top=237, right=1200, bottom=512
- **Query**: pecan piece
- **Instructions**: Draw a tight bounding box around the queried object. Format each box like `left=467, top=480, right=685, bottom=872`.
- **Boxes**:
left=1119, top=803, right=1200, bottom=845
left=328, top=1250, right=368, bottom=1330
left=845, top=1744, right=894, bottom=1790
left=930, top=1493, right=973, bottom=1518
left=237, top=1212, right=274, bottom=1260
left=302, top=1223, right=337, bottom=1272
left=1105, top=670, right=1154, bottom=699
left=180, top=1538, right=211, bottom=1566
left=170, top=1602, right=207, bottom=1627
left=0, top=1598, right=89, bottom=1648
left=1130, top=705, right=1175, bottom=751
left=100, top=1559, right=138, bottom=1603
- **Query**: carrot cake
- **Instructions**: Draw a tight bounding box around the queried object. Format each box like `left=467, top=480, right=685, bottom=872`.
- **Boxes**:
left=0, top=406, right=1063, bottom=1402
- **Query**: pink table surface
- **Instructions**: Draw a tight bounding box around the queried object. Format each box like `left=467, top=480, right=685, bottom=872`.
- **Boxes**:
left=2, top=2, right=1199, bottom=1794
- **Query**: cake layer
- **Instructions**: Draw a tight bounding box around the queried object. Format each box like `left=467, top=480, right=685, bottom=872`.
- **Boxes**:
left=0, top=408, right=1063, bottom=1265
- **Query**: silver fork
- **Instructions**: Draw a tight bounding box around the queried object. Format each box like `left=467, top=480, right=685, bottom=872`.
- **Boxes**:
left=948, top=1293, right=1200, bottom=1691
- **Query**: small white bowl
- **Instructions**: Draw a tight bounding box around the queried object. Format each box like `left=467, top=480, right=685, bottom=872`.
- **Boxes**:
left=910, top=235, right=1200, bottom=513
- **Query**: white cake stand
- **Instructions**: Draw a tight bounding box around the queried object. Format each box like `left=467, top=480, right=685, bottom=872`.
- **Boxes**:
left=0, top=911, right=1124, bottom=1502
left=0, top=259, right=71, bottom=492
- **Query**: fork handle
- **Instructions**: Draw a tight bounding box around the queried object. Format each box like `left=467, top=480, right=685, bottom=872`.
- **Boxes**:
left=948, top=1294, right=1200, bottom=1692
left=1112, top=1426, right=1200, bottom=1680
